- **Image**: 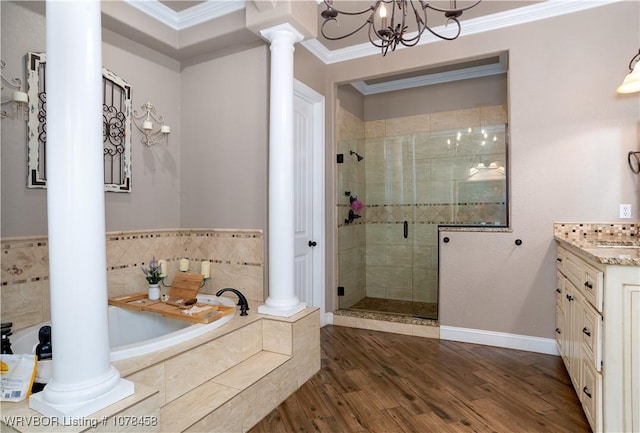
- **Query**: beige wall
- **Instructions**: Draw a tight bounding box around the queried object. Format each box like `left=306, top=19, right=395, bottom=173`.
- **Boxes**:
left=324, top=1, right=640, bottom=337
left=179, top=46, right=269, bottom=231
left=0, top=2, right=183, bottom=237
left=364, top=74, right=507, bottom=121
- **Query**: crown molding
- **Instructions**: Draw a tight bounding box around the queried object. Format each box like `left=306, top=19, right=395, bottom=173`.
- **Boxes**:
left=301, top=0, right=622, bottom=65
left=124, top=0, right=621, bottom=62
left=124, top=0, right=246, bottom=30
left=350, top=54, right=507, bottom=95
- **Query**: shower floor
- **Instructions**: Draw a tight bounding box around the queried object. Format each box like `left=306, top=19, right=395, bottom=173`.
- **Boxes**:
left=349, top=297, right=437, bottom=320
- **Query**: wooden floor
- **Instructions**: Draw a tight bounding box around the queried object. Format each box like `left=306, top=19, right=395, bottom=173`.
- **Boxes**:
left=249, top=325, right=590, bottom=433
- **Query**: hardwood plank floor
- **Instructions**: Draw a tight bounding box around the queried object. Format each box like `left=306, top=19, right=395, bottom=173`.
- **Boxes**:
left=249, top=325, right=590, bottom=433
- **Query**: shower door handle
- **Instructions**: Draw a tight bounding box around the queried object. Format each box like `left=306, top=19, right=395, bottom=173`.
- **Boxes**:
left=403, top=221, right=408, bottom=239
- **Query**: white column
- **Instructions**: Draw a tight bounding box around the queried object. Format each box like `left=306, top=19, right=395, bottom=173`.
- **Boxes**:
left=29, top=0, right=133, bottom=420
left=259, top=24, right=306, bottom=317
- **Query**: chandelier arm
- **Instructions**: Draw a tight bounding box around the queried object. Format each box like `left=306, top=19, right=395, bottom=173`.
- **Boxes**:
left=321, top=17, right=373, bottom=41
left=423, top=18, right=462, bottom=41
left=321, top=0, right=376, bottom=17
left=424, top=0, right=481, bottom=14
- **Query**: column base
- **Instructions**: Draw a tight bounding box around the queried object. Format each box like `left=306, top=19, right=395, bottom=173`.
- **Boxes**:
left=29, top=379, right=134, bottom=423
left=258, top=302, right=306, bottom=317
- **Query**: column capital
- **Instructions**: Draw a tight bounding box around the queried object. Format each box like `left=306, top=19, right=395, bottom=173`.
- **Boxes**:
left=259, top=23, right=304, bottom=45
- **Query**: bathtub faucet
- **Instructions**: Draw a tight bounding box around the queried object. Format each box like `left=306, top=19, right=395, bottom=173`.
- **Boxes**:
left=216, top=288, right=249, bottom=316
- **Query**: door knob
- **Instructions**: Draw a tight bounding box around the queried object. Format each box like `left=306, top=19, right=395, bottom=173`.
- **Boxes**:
left=308, top=240, right=317, bottom=247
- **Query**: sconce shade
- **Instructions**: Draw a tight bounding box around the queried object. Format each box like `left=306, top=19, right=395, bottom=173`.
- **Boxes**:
left=617, top=62, right=640, bottom=94
left=617, top=50, right=640, bottom=94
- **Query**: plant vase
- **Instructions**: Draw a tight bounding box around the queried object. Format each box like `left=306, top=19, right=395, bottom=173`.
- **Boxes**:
left=148, top=284, right=160, bottom=301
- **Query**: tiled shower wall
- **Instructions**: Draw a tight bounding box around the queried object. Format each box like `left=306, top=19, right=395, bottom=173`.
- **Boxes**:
left=1, top=229, right=264, bottom=331
left=338, top=104, right=508, bottom=308
left=337, top=101, right=367, bottom=309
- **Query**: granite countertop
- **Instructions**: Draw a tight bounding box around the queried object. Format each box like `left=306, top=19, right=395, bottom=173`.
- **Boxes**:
left=555, top=235, right=640, bottom=266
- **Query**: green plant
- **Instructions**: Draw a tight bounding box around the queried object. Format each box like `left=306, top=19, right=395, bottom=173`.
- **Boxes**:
left=142, top=256, right=163, bottom=284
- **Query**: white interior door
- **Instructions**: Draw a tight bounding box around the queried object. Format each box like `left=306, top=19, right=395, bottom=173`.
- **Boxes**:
left=293, top=80, right=325, bottom=324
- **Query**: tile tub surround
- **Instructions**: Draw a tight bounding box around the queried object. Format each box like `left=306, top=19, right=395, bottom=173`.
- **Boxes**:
left=1, top=229, right=264, bottom=331
left=0, top=307, right=320, bottom=433
left=119, top=307, right=320, bottom=433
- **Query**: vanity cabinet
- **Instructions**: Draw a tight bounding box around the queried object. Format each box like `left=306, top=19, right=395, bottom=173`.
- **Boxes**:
left=555, top=244, right=639, bottom=433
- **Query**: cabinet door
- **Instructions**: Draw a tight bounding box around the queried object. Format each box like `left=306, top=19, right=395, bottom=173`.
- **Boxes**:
left=581, top=302, right=603, bottom=373
left=568, top=284, right=584, bottom=388
left=623, top=284, right=640, bottom=432
left=581, top=354, right=602, bottom=433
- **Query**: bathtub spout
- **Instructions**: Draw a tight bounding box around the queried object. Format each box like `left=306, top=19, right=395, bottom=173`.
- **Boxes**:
left=216, top=288, right=249, bottom=316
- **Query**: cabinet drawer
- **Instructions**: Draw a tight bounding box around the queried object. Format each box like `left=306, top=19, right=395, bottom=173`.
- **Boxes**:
left=582, top=263, right=603, bottom=312
left=581, top=356, right=602, bottom=433
left=564, top=251, right=582, bottom=290
left=581, top=302, right=602, bottom=372
left=556, top=249, right=566, bottom=274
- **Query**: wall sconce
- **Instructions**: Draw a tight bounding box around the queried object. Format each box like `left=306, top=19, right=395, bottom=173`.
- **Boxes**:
left=1, top=59, right=28, bottom=119
left=617, top=49, right=640, bottom=94
left=132, top=101, right=170, bottom=146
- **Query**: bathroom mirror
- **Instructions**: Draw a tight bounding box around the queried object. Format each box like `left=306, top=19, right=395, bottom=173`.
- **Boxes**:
left=26, top=52, right=133, bottom=192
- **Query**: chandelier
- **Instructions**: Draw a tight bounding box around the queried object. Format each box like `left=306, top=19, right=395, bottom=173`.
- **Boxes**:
left=320, top=0, right=481, bottom=56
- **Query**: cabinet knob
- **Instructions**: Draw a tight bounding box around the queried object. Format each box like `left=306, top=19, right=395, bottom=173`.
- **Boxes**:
left=308, top=240, right=317, bottom=247
left=582, top=327, right=591, bottom=337
left=555, top=328, right=562, bottom=335
left=443, top=237, right=450, bottom=243
left=556, top=257, right=563, bottom=262
left=515, top=239, right=523, bottom=246
left=584, top=281, right=593, bottom=289
left=556, top=288, right=561, bottom=294
left=582, top=386, right=592, bottom=399
left=566, top=294, right=574, bottom=302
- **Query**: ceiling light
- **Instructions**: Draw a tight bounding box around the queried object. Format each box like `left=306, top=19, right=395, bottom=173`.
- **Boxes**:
left=320, top=0, right=481, bottom=56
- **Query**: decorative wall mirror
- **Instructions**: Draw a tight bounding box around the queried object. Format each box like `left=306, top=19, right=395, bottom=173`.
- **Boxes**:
left=26, top=52, right=133, bottom=192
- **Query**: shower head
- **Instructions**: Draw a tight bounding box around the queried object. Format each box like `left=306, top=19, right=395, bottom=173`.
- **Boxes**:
left=349, top=150, right=364, bottom=162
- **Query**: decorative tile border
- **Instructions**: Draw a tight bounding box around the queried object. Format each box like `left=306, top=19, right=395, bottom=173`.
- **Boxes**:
left=1, top=228, right=264, bottom=331
left=553, top=222, right=638, bottom=240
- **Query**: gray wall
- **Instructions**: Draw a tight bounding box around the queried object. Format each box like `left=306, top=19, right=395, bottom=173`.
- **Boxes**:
left=1, top=1, right=182, bottom=237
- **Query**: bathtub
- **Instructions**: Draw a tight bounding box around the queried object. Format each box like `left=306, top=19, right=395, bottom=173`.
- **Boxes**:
left=11, top=294, right=236, bottom=362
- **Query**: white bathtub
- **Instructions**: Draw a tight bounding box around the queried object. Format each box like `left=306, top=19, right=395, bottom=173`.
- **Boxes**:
left=11, top=294, right=236, bottom=362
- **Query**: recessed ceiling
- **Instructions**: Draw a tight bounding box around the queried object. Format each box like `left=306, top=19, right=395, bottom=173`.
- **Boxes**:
left=159, top=1, right=206, bottom=12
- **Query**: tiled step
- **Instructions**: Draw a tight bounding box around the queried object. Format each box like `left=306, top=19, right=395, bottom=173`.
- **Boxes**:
left=161, top=351, right=290, bottom=432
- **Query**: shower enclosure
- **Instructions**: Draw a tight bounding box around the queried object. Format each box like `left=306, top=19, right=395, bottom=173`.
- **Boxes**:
left=337, top=105, right=508, bottom=320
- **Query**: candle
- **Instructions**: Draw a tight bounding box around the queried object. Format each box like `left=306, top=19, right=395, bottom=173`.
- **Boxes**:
left=12, top=91, right=28, bottom=103
left=379, top=4, right=387, bottom=28
left=179, top=258, right=189, bottom=272
left=160, top=125, right=170, bottom=134
left=142, top=120, right=153, bottom=130
left=158, top=259, right=167, bottom=278
left=200, top=260, right=211, bottom=279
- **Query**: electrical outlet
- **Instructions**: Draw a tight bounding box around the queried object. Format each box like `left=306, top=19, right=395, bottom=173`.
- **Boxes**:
left=620, top=204, right=632, bottom=219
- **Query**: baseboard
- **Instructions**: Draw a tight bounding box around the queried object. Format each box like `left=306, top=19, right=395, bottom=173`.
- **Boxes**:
left=324, top=312, right=334, bottom=326
left=440, top=325, right=559, bottom=355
